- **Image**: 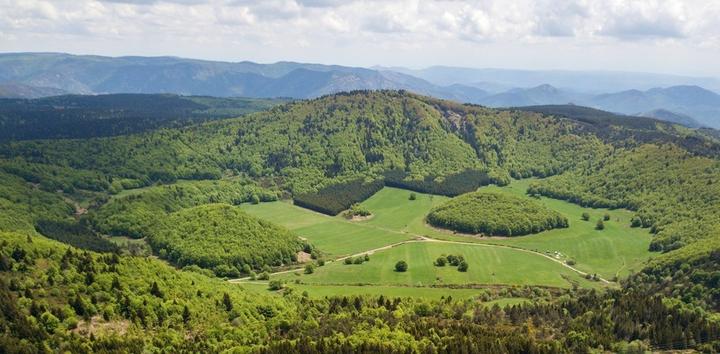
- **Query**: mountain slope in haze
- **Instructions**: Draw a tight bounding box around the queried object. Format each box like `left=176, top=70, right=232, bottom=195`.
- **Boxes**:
left=588, top=85, right=720, bottom=128
left=0, top=52, right=488, bottom=102
left=478, top=84, right=582, bottom=107
left=385, top=65, right=720, bottom=93
left=0, top=82, right=68, bottom=98
left=639, top=109, right=703, bottom=128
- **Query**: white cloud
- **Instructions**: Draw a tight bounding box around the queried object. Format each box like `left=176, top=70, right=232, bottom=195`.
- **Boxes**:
left=0, top=0, right=718, bottom=75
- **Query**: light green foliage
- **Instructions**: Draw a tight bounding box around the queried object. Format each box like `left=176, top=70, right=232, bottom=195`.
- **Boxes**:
left=427, top=190, right=568, bottom=236
left=147, top=204, right=302, bottom=276
left=92, top=179, right=278, bottom=238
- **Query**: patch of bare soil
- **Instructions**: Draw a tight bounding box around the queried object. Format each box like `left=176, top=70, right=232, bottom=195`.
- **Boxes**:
left=296, top=251, right=312, bottom=263
left=72, top=316, right=130, bottom=337
left=348, top=214, right=374, bottom=222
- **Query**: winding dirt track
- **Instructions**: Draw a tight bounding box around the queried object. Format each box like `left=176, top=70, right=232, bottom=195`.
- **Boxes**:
left=228, top=215, right=613, bottom=284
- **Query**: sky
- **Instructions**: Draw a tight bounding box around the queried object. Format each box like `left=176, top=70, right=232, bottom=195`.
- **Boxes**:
left=1, top=0, right=719, bottom=77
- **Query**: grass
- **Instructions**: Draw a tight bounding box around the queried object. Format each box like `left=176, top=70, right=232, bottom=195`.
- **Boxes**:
left=356, top=182, right=654, bottom=279
left=239, top=201, right=414, bottom=257
left=237, top=179, right=654, bottom=297
left=275, top=241, right=597, bottom=289
left=238, top=282, right=532, bottom=304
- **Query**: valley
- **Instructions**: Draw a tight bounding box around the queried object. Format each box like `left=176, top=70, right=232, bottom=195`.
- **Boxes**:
left=237, top=180, right=650, bottom=297
left=1, top=90, right=719, bottom=352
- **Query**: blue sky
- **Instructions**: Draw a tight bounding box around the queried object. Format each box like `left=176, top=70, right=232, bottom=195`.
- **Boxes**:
left=1, top=0, right=718, bottom=76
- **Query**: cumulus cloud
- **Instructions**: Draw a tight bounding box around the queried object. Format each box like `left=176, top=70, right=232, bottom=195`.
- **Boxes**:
left=0, top=0, right=717, bottom=74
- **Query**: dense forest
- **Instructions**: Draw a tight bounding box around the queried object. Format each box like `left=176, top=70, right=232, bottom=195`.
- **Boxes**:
left=0, top=94, right=287, bottom=140
left=2, top=231, right=719, bottom=353
left=293, top=178, right=384, bottom=215
left=1, top=90, right=720, bottom=351
left=147, top=204, right=302, bottom=277
left=427, top=191, right=569, bottom=236
left=91, top=179, right=278, bottom=238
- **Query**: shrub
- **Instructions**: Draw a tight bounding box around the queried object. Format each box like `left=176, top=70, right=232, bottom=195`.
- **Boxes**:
left=395, top=260, right=408, bottom=272
left=304, top=264, right=314, bottom=274
left=353, top=257, right=364, bottom=265
left=268, top=280, right=283, bottom=291
left=363, top=254, right=370, bottom=262
left=409, top=193, right=417, bottom=201
left=596, top=220, right=605, bottom=230
left=258, top=272, right=270, bottom=280
left=344, top=258, right=353, bottom=265
left=434, top=257, right=446, bottom=266
left=458, top=261, right=469, bottom=272
left=581, top=212, right=590, bottom=221
left=603, top=213, right=611, bottom=221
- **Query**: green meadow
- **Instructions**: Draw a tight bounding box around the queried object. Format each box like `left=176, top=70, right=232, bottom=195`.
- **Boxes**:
left=239, top=201, right=414, bottom=257
left=275, top=241, right=596, bottom=288
left=357, top=181, right=654, bottom=279
left=238, top=178, right=654, bottom=296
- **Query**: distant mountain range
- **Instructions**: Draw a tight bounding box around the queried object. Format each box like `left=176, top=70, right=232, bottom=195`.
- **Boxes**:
left=1, top=53, right=719, bottom=128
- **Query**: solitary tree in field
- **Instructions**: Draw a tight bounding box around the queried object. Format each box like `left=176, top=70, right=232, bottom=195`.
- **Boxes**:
left=596, top=219, right=605, bottom=230
left=409, top=193, right=417, bottom=201
left=395, top=260, right=408, bottom=272
left=581, top=212, right=590, bottom=221
left=304, top=263, right=314, bottom=274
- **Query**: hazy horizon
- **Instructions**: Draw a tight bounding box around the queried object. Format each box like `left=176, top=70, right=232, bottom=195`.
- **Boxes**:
left=1, top=1, right=719, bottom=77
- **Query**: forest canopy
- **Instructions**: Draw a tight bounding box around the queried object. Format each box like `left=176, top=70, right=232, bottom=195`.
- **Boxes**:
left=427, top=191, right=569, bottom=236
left=146, top=204, right=302, bottom=277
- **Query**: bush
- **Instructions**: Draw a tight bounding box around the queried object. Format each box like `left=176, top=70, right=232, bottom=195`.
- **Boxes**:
left=596, top=220, right=605, bottom=230
left=581, top=212, right=590, bottom=221
left=409, top=193, right=416, bottom=201
left=395, top=260, right=408, bottom=272
left=344, top=258, right=353, bottom=265
left=258, top=272, right=270, bottom=280
left=603, top=213, right=611, bottom=221
left=434, top=257, right=446, bottom=266
left=304, top=264, right=314, bottom=274
left=343, top=203, right=371, bottom=218
left=458, top=261, right=469, bottom=272
left=268, top=280, right=283, bottom=291
left=353, top=257, right=364, bottom=265
left=363, top=254, right=370, bottom=262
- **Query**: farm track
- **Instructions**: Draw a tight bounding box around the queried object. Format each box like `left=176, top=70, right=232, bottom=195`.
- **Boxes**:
left=228, top=210, right=614, bottom=284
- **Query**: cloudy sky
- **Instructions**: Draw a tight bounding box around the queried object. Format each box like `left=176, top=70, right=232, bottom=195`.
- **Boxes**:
left=1, top=0, right=719, bottom=76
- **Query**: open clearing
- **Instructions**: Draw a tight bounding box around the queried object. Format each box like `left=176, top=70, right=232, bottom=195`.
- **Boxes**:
left=239, top=201, right=414, bottom=257
left=357, top=180, right=653, bottom=279
left=237, top=179, right=653, bottom=296
left=275, top=241, right=596, bottom=288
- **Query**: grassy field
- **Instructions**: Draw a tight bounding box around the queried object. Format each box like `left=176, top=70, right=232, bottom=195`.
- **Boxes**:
left=275, top=241, right=596, bottom=288
left=356, top=182, right=653, bottom=279
left=239, top=201, right=414, bottom=257
left=237, top=179, right=654, bottom=298
left=238, top=282, right=532, bottom=305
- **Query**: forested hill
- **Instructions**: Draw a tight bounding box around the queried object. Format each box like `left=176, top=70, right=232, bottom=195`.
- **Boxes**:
left=4, top=90, right=715, bottom=193
left=2, top=90, right=720, bottom=351
left=0, top=94, right=287, bottom=141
